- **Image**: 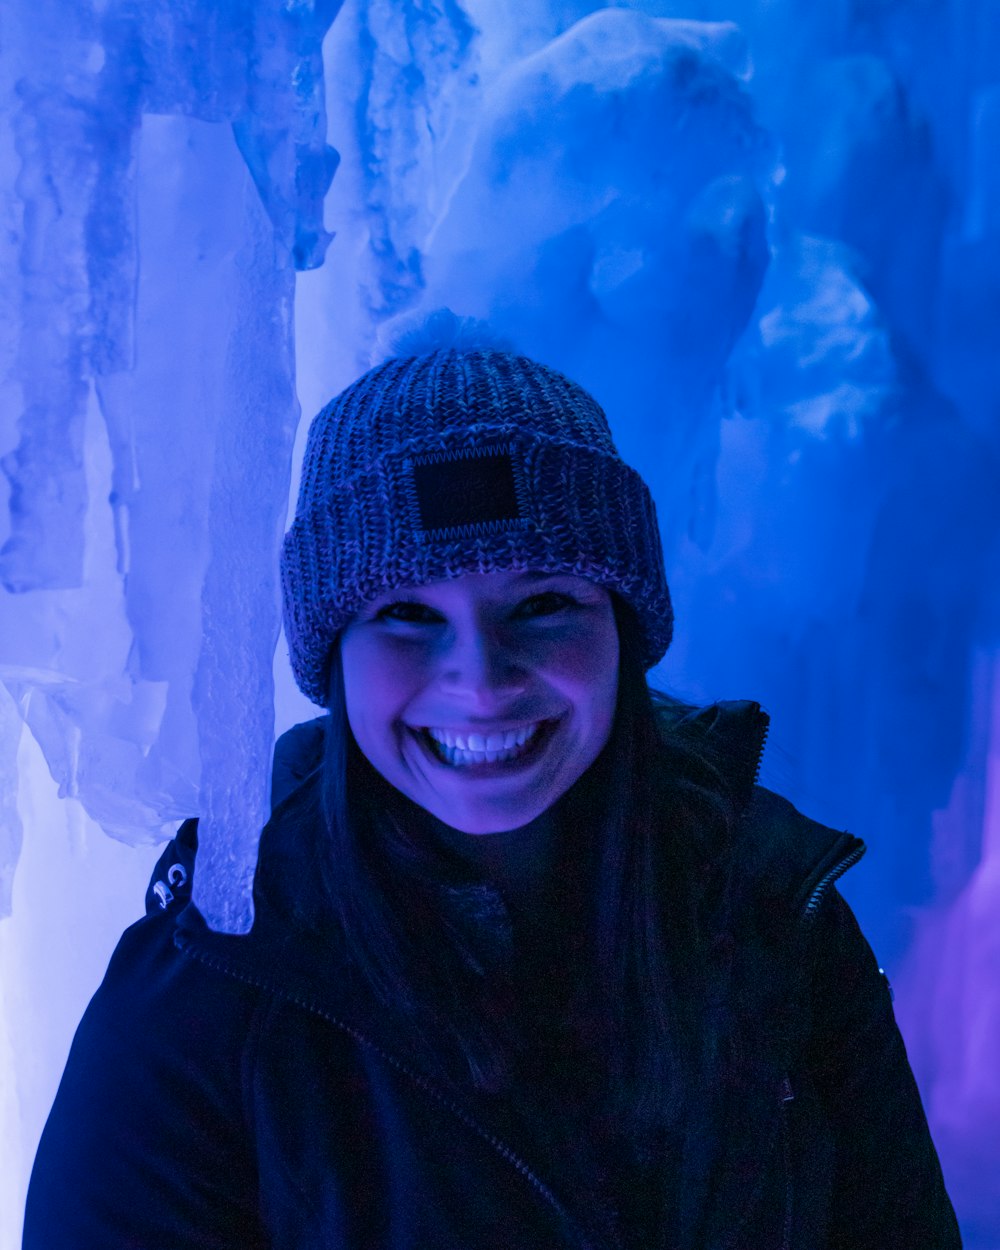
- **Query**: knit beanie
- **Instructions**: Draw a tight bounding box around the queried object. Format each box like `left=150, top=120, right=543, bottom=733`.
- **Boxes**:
left=281, top=322, right=673, bottom=706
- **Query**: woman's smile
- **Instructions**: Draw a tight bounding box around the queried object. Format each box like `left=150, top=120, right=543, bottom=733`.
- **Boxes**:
left=408, top=716, right=561, bottom=773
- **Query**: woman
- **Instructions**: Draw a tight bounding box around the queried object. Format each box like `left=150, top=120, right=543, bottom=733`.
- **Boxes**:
left=24, top=324, right=961, bottom=1248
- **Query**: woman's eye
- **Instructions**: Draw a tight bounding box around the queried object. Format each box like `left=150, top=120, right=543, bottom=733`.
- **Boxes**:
left=377, top=601, right=438, bottom=623
left=520, top=592, right=573, bottom=616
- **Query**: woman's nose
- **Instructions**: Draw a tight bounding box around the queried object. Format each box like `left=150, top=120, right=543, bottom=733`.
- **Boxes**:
left=437, top=627, right=526, bottom=701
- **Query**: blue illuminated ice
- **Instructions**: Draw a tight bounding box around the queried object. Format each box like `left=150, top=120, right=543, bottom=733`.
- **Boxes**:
left=0, top=0, right=339, bottom=933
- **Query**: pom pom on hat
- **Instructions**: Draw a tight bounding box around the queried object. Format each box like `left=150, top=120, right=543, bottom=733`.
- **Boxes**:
left=371, top=306, right=517, bottom=365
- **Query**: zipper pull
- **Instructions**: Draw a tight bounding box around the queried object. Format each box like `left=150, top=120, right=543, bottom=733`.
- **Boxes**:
left=780, top=1074, right=795, bottom=1104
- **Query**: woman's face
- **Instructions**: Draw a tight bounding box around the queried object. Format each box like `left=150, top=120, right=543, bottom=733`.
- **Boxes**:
left=339, top=569, right=620, bottom=834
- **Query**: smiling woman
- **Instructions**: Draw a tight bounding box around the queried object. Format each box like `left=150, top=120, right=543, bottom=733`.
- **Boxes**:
left=340, top=569, right=619, bottom=833
left=23, top=313, right=961, bottom=1250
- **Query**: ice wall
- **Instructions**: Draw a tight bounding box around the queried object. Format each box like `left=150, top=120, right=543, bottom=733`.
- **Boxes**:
left=0, top=0, right=340, bottom=934
left=2, top=0, right=999, bottom=1245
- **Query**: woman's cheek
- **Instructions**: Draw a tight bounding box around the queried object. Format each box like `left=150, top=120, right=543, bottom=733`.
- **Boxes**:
left=343, top=633, right=424, bottom=716
left=375, top=637, right=437, bottom=692
left=545, top=621, right=618, bottom=678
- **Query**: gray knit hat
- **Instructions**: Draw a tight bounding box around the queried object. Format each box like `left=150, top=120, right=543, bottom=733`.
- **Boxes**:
left=281, top=332, right=672, bottom=706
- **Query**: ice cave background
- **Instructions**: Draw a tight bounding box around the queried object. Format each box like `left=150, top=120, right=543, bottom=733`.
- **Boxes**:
left=1, top=0, right=999, bottom=1244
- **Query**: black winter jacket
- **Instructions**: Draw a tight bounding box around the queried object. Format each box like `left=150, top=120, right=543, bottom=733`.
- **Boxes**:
left=23, top=701, right=961, bottom=1249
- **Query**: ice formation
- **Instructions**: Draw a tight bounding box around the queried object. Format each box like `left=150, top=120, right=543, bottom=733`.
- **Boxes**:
left=0, top=0, right=339, bottom=934
left=1, top=0, right=999, bottom=1244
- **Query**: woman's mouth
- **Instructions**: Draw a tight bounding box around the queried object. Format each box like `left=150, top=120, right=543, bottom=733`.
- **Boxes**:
left=409, top=718, right=559, bottom=770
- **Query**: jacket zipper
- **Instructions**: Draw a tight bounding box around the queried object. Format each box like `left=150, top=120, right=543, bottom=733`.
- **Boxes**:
left=749, top=707, right=770, bottom=792
left=177, top=937, right=608, bottom=1250
left=800, top=842, right=866, bottom=927
left=743, top=702, right=867, bottom=928
left=742, top=698, right=866, bottom=929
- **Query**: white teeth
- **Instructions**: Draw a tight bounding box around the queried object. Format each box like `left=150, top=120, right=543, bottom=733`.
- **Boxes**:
left=427, top=721, right=542, bottom=751
left=422, top=719, right=549, bottom=767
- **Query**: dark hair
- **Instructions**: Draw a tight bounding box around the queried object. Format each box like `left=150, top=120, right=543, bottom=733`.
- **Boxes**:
left=316, top=593, right=736, bottom=1141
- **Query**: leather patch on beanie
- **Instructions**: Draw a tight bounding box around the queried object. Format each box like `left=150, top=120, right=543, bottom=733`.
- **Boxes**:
left=405, top=444, right=529, bottom=537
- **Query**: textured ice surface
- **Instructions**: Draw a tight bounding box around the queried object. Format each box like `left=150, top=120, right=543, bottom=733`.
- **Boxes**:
left=94, top=114, right=299, bottom=931
left=0, top=0, right=333, bottom=933
left=353, top=0, right=478, bottom=320
left=0, top=687, right=23, bottom=919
